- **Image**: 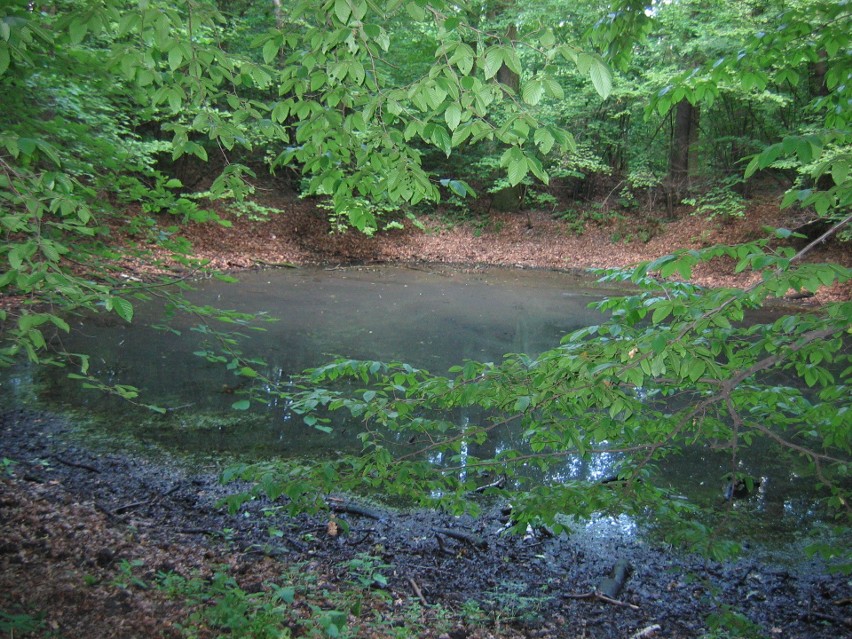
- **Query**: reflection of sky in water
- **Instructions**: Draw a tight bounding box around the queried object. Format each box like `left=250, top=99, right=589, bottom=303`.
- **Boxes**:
left=549, top=450, right=619, bottom=483
left=583, top=513, right=638, bottom=537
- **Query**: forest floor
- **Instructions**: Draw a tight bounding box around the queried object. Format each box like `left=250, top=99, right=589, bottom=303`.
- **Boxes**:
left=169, top=192, right=851, bottom=302
left=1, top=194, right=851, bottom=638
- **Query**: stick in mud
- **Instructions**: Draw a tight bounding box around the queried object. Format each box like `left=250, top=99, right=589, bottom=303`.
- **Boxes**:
left=408, top=576, right=428, bottom=606
left=327, top=497, right=384, bottom=520
left=432, top=527, right=488, bottom=549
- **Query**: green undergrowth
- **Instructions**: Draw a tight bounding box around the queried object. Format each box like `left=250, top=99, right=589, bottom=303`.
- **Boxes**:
left=111, top=556, right=469, bottom=639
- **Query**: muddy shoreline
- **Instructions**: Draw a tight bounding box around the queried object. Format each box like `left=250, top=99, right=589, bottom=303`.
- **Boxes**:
left=2, top=405, right=849, bottom=638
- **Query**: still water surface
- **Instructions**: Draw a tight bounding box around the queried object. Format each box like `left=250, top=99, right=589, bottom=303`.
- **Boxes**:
left=1, top=265, right=839, bottom=546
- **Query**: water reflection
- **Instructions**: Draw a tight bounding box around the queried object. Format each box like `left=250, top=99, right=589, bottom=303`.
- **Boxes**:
left=0, top=264, right=844, bottom=548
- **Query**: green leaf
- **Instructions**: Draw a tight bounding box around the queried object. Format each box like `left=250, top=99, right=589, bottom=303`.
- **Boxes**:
left=263, top=38, right=279, bottom=64
left=0, top=269, right=16, bottom=288
left=186, top=142, right=208, bottom=162
left=111, top=297, right=134, bottom=323
left=541, top=75, right=564, bottom=100
left=651, top=303, right=672, bottom=324
left=17, top=138, right=36, bottom=156
left=483, top=47, right=503, bottom=80
left=522, top=79, right=544, bottom=106
left=430, top=125, right=452, bottom=157
left=69, top=18, right=88, bottom=45
left=0, top=45, right=9, bottom=77
left=744, top=155, right=760, bottom=179
left=534, top=128, right=555, bottom=154
left=449, top=43, right=474, bottom=75
left=688, top=359, right=706, bottom=382
left=831, top=160, right=849, bottom=186
left=335, top=0, right=351, bottom=24
left=449, top=180, right=470, bottom=197
left=232, top=399, right=251, bottom=410
left=49, top=315, right=70, bottom=333
left=39, top=241, right=61, bottom=262
left=406, top=2, right=425, bottom=21
left=168, top=46, right=182, bottom=71
left=502, top=48, right=522, bottom=76
left=507, top=156, right=528, bottom=186
left=526, top=155, right=548, bottom=184
left=444, top=103, right=461, bottom=131
left=8, top=243, right=33, bottom=270
left=167, top=89, right=182, bottom=113
left=587, top=55, right=612, bottom=99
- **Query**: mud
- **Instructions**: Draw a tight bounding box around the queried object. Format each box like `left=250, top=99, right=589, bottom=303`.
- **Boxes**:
left=1, top=407, right=849, bottom=638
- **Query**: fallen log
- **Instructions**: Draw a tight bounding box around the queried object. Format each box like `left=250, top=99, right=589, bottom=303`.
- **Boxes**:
left=179, top=527, right=215, bottom=536
left=327, top=497, right=384, bottom=520
left=113, top=499, right=150, bottom=515
left=801, top=611, right=852, bottom=630
left=432, top=527, right=488, bottom=549
left=598, top=558, right=631, bottom=599
left=564, top=559, right=637, bottom=610
left=114, top=484, right=180, bottom=515
left=473, top=475, right=506, bottom=493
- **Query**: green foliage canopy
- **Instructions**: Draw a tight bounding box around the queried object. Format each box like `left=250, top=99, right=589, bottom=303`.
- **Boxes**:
left=1, top=0, right=623, bottom=364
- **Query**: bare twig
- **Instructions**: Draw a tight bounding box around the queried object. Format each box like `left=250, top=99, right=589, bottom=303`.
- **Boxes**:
left=563, top=590, right=639, bottom=610
left=628, top=624, right=662, bottom=639
left=51, top=455, right=100, bottom=474
left=407, top=576, right=428, bottom=607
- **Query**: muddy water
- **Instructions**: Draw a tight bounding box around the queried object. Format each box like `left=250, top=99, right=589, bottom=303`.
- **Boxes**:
left=0, top=265, right=840, bottom=552
left=12, top=265, right=611, bottom=450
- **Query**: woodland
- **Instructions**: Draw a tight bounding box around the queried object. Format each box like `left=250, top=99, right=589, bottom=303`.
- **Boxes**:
left=0, top=0, right=851, bottom=637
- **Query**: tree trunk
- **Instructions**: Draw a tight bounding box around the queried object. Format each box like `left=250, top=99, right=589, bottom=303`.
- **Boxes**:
left=492, top=22, right=525, bottom=212
left=271, top=0, right=283, bottom=29
left=666, top=99, right=700, bottom=215
left=496, top=24, right=519, bottom=92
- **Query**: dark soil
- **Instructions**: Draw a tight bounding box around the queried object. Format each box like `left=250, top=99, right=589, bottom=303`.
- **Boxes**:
left=2, top=408, right=850, bottom=638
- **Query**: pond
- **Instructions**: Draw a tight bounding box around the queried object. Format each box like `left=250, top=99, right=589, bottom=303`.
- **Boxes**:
left=0, top=265, right=843, bottom=552
left=10, top=266, right=610, bottom=452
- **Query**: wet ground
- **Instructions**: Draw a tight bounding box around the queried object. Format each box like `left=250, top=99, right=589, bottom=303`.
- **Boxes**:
left=2, top=407, right=849, bottom=638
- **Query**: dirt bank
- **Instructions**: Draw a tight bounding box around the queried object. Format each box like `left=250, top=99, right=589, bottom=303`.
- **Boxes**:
left=117, top=194, right=850, bottom=305
left=2, top=407, right=850, bottom=638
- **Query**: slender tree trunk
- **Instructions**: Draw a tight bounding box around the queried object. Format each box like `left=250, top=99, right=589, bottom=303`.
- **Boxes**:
left=666, top=99, right=699, bottom=216
left=491, top=22, right=526, bottom=213
left=496, top=23, right=519, bottom=92
left=271, top=0, right=283, bottom=29
left=811, top=51, right=829, bottom=97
